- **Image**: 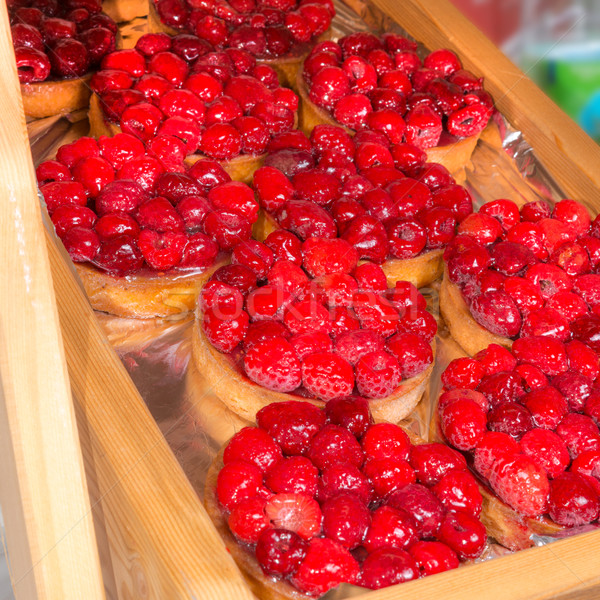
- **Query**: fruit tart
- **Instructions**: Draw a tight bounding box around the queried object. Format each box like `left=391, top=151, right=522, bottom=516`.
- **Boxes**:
left=10, top=0, right=118, bottom=118
left=88, top=33, right=299, bottom=183
left=205, top=398, right=488, bottom=598
left=440, top=197, right=600, bottom=356
left=147, top=0, right=334, bottom=89
left=436, top=341, right=600, bottom=550
left=37, top=134, right=260, bottom=318
left=252, top=125, right=476, bottom=289
left=297, top=33, right=494, bottom=177
left=191, top=235, right=436, bottom=423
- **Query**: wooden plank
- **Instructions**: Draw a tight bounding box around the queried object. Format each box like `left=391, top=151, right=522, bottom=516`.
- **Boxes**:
left=0, top=2, right=105, bottom=598
left=371, top=0, right=600, bottom=207
left=346, top=530, right=600, bottom=600
left=44, top=230, right=258, bottom=600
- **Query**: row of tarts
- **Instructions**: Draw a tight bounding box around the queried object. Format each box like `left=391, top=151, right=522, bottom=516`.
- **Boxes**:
left=13, top=0, right=600, bottom=597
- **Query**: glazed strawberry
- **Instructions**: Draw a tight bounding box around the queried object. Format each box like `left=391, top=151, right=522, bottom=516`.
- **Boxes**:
left=302, top=352, right=355, bottom=400
left=387, top=332, right=434, bottom=378
left=409, top=541, right=459, bottom=577
left=387, top=484, right=445, bottom=537
left=244, top=337, right=302, bottom=392
left=548, top=472, right=600, bottom=526
left=519, top=429, right=570, bottom=478
left=488, top=455, right=550, bottom=516
left=216, top=460, right=264, bottom=510
left=363, top=456, right=416, bottom=498
left=437, top=511, right=486, bottom=559
left=473, top=431, right=519, bottom=478
left=432, top=470, right=482, bottom=517
left=410, top=443, right=466, bottom=486
left=361, top=422, right=411, bottom=461
left=256, top=529, right=308, bottom=577
left=556, top=413, right=600, bottom=458
left=292, top=537, right=359, bottom=596
left=228, top=497, right=270, bottom=543
left=364, top=505, right=418, bottom=551
left=224, top=426, right=282, bottom=472
left=360, top=548, right=419, bottom=589
left=307, top=424, right=364, bottom=470
left=257, top=400, right=325, bottom=456
left=440, top=399, right=488, bottom=450
left=265, top=493, right=322, bottom=539
left=321, top=492, right=370, bottom=549
left=325, top=396, right=373, bottom=439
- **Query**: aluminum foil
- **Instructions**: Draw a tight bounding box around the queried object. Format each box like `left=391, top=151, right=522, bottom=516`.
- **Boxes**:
left=26, top=0, right=589, bottom=597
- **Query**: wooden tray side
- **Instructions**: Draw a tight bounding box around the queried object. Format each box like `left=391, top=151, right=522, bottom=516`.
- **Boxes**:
left=0, top=4, right=105, bottom=599
left=371, top=0, right=600, bottom=210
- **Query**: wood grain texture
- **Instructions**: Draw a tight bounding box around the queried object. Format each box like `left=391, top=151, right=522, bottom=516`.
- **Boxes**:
left=45, top=233, right=258, bottom=600
left=371, top=0, right=600, bottom=209
left=0, top=2, right=105, bottom=598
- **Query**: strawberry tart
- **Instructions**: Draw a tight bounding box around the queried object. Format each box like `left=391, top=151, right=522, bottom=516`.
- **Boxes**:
left=251, top=125, right=475, bottom=289
left=205, top=399, right=488, bottom=598
left=440, top=197, right=600, bottom=356
left=10, top=0, right=118, bottom=118
left=297, top=33, right=494, bottom=177
left=88, top=33, right=299, bottom=183
left=148, top=0, right=334, bottom=89
left=37, top=134, right=259, bottom=318
left=436, top=341, right=600, bottom=550
left=191, top=235, right=436, bottom=423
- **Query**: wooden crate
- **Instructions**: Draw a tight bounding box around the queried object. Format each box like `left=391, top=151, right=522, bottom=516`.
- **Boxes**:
left=2, top=1, right=600, bottom=599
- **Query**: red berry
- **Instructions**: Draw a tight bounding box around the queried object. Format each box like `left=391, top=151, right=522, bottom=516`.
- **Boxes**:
left=302, top=353, right=355, bottom=400
left=548, top=472, right=600, bottom=526
left=360, top=548, right=419, bottom=589
left=488, top=454, right=550, bottom=516
left=256, top=400, right=325, bottom=456
left=224, top=427, right=282, bottom=472
left=291, top=537, right=359, bottom=596
left=437, top=511, right=486, bottom=560
left=322, top=492, right=370, bottom=549
left=244, top=337, right=302, bottom=393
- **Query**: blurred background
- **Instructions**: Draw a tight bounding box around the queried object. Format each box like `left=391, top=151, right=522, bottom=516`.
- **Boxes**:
left=450, top=0, right=600, bottom=143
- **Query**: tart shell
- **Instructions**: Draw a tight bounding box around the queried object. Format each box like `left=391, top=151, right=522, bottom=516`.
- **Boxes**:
left=296, top=69, right=482, bottom=178
left=21, top=73, right=93, bottom=119
left=103, top=0, right=148, bottom=22
left=75, top=257, right=226, bottom=318
left=88, top=92, right=268, bottom=183
left=252, top=209, right=444, bottom=290
left=191, top=318, right=435, bottom=423
left=439, top=266, right=511, bottom=356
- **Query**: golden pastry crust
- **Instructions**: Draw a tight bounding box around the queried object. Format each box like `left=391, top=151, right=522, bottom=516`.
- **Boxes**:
left=88, top=92, right=268, bottom=184
left=75, top=257, right=226, bottom=318
left=439, top=266, right=512, bottom=356
left=191, top=318, right=435, bottom=423
left=102, top=0, right=148, bottom=22
left=295, top=69, right=482, bottom=178
left=21, top=73, right=93, bottom=119
left=252, top=209, right=444, bottom=289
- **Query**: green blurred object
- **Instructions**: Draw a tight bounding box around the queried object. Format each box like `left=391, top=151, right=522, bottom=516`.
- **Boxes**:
left=523, top=43, right=600, bottom=142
